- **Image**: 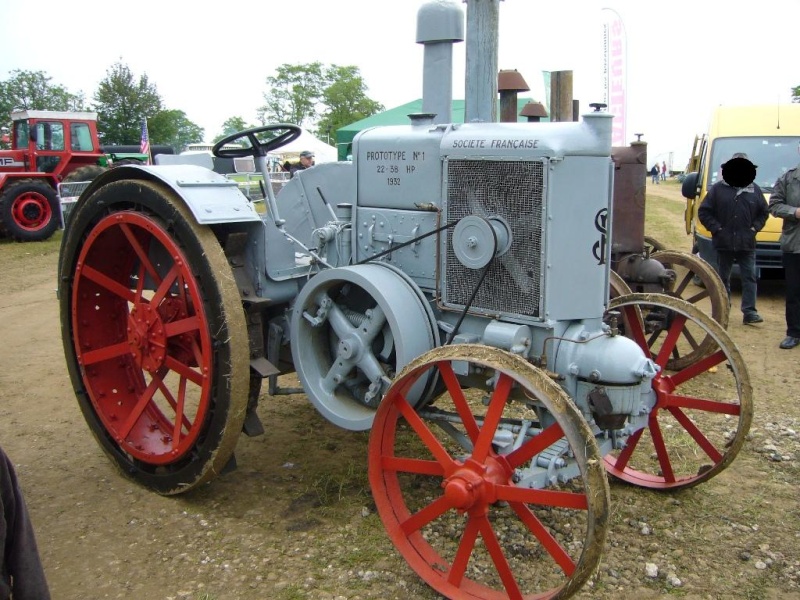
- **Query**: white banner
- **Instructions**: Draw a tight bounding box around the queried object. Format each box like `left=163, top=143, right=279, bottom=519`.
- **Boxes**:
left=603, top=9, right=627, bottom=146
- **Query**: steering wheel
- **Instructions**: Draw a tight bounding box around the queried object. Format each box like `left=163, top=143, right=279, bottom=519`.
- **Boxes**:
left=212, top=124, right=302, bottom=158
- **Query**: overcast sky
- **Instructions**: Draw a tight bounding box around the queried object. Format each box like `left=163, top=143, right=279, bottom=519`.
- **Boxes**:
left=1, top=0, right=797, bottom=167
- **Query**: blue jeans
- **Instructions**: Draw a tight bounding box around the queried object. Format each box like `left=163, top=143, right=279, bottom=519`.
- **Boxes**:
left=716, top=250, right=758, bottom=316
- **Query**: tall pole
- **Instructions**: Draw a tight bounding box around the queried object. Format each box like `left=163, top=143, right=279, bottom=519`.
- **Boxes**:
left=464, top=0, right=500, bottom=123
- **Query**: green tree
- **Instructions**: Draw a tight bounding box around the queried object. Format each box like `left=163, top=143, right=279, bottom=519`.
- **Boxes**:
left=793, top=85, right=800, bottom=103
left=93, top=61, right=163, bottom=145
left=213, top=116, right=254, bottom=142
left=148, top=109, right=204, bottom=152
left=316, top=65, right=383, bottom=144
left=258, top=62, right=326, bottom=126
left=0, top=69, right=86, bottom=139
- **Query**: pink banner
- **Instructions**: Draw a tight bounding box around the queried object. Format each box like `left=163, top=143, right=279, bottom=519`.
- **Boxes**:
left=603, top=10, right=626, bottom=146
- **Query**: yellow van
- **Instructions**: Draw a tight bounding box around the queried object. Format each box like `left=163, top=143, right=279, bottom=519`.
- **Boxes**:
left=682, top=104, right=800, bottom=276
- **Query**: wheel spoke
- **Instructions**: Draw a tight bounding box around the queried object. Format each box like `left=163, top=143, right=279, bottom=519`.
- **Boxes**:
left=164, top=355, right=204, bottom=386
left=119, top=222, right=162, bottom=287
left=80, top=341, right=132, bottom=366
left=672, top=271, right=692, bottom=296
left=399, top=495, right=452, bottom=535
left=118, top=372, right=161, bottom=440
left=471, top=373, right=513, bottom=462
left=668, top=349, right=726, bottom=386
left=151, top=265, right=180, bottom=306
left=510, top=501, right=576, bottom=576
left=79, top=265, right=136, bottom=303
left=679, top=324, right=701, bottom=352
left=621, top=305, right=649, bottom=352
left=164, top=316, right=201, bottom=338
left=381, top=456, right=445, bottom=477
left=663, top=393, right=741, bottom=415
left=667, top=406, right=724, bottom=463
left=684, top=289, right=709, bottom=304
left=476, top=515, right=524, bottom=600
left=157, top=375, right=192, bottom=437
left=322, top=359, right=352, bottom=394
left=438, top=362, right=480, bottom=443
left=396, top=394, right=456, bottom=472
left=648, top=415, right=675, bottom=483
left=611, top=427, right=644, bottom=472
left=505, top=421, right=565, bottom=469
left=653, top=313, right=687, bottom=368
left=327, top=300, right=357, bottom=339
left=446, top=516, right=480, bottom=586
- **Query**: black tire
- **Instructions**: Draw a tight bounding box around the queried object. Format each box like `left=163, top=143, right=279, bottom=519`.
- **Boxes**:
left=0, top=179, right=60, bottom=241
left=62, top=165, right=108, bottom=183
left=59, top=179, right=249, bottom=494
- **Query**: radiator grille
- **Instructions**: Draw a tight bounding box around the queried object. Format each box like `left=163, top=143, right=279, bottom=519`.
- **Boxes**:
left=444, top=160, right=545, bottom=319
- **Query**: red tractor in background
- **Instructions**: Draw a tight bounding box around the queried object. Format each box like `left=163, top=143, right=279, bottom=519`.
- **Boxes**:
left=0, top=110, right=108, bottom=242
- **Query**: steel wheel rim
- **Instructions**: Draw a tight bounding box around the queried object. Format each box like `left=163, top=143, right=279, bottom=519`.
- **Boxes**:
left=71, top=210, right=213, bottom=465
left=12, top=190, right=51, bottom=230
left=370, top=345, right=609, bottom=600
left=605, top=293, right=752, bottom=489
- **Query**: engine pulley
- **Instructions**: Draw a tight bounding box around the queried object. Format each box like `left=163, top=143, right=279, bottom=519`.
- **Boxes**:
left=451, top=215, right=512, bottom=269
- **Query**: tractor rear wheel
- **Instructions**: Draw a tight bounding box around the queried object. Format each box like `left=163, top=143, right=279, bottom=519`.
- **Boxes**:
left=59, top=179, right=249, bottom=495
left=370, top=345, right=610, bottom=600
left=0, top=179, right=60, bottom=241
left=63, top=165, right=108, bottom=183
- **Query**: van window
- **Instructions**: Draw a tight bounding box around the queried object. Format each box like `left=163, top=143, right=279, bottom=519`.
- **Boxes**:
left=708, top=137, right=800, bottom=190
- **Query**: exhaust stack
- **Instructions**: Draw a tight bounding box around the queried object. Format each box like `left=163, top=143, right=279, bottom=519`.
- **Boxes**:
left=416, top=1, right=465, bottom=124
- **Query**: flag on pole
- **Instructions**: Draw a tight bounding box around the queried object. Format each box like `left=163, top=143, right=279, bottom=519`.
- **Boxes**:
left=140, top=118, right=152, bottom=165
left=602, top=8, right=627, bottom=146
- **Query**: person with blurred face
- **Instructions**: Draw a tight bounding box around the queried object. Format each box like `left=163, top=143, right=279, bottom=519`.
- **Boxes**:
left=698, top=152, right=768, bottom=325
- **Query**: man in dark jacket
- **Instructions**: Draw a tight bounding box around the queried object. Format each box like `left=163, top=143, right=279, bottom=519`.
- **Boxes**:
left=698, top=152, right=769, bottom=324
left=0, top=446, right=50, bottom=600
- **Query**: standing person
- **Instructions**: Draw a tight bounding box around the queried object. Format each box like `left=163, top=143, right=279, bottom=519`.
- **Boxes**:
left=0, top=445, right=51, bottom=600
left=698, top=152, right=768, bottom=325
left=661, top=161, right=667, bottom=181
left=290, top=150, right=315, bottom=178
left=650, top=164, right=660, bottom=184
left=768, top=153, right=800, bottom=349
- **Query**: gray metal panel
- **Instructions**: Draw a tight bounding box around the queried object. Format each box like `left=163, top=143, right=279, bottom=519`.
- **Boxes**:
left=543, top=156, right=612, bottom=321
left=354, top=208, right=439, bottom=291
left=355, top=125, right=446, bottom=210
left=136, top=164, right=262, bottom=224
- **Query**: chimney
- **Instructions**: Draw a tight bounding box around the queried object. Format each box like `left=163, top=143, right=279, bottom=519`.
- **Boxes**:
left=520, top=101, right=548, bottom=122
left=464, top=0, right=501, bottom=123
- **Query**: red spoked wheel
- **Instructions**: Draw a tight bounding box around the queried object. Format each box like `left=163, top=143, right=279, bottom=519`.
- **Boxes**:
left=59, top=180, right=249, bottom=494
left=0, top=180, right=60, bottom=241
left=370, top=344, right=610, bottom=600
left=605, top=293, right=752, bottom=490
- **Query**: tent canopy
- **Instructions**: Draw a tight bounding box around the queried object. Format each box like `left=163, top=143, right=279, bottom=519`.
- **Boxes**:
left=273, top=128, right=337, bottom=164
left=336, top=97, right=541, bottom=160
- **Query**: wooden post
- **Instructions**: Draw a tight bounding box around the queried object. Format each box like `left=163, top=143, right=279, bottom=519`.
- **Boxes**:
left=549, top=70, right=573, bottom=122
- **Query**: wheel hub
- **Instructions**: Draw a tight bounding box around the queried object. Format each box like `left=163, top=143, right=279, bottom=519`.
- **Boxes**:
left=337, top=333, right=362, bottom=361
left=443, top=456, right=509, bottom=512
left=14, top=196, right=47, bottom=228
left=128, top=303, right=167, bottom=371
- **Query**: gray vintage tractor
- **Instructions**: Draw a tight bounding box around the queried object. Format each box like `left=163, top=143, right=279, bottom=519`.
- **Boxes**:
left=57, top=2, right=752, bottom=598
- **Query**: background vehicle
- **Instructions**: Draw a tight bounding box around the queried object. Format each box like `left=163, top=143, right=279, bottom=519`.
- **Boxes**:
left=0, top=110, right=108, bottom=241
left=682, top=104, right=800, bottom=276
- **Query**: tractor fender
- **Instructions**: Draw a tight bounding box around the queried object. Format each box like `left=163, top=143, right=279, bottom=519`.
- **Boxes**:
left=75, top=164, right=262, bottom=225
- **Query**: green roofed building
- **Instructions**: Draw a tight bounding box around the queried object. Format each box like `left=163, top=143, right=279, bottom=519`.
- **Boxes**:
left=336, top=97, right=543, bottom=161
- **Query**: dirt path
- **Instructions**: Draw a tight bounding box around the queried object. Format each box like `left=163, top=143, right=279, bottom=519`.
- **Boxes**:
left=0, top=191, right=798, bottom=599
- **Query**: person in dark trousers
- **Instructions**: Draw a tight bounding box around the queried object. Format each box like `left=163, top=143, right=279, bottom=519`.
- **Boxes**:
left=650, top=164, right=659, bottom=184
left=768, top=153, right=800, bottom=349
left=698, top=152, right=769, bottom=325
left=0, top=445, right=50, bottom=600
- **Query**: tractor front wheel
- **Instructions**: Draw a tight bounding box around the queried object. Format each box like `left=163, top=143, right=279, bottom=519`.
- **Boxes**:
left=59, top=179, right=250, bottom=494
left=0, top=179, right=60, bottom=241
